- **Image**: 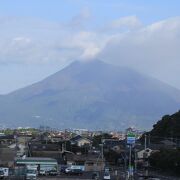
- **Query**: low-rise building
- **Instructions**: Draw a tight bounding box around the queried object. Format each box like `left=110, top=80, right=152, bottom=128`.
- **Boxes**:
left=65, top=153, right=105, bottom=171
left=70, top=135, right=91, bottom=147
left=28, top=143, right=63, bottom=164
left=16, top=157, right=58, bottom=171
left=0, top=146, right=16, bottom=167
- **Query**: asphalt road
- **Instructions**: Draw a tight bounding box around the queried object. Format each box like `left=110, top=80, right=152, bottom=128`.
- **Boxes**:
left=7, top=169, right=180, bottom=180
left=37, top=172, right=100, bottom=180
left=37, top=171, right=116, bottom=180
left=38, top=177, right=92, bottom=180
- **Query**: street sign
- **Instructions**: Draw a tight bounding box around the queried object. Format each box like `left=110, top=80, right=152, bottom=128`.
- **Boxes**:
left=128, top=165, right=134, bottom=176
left=127, top=132, right=136, bottom=144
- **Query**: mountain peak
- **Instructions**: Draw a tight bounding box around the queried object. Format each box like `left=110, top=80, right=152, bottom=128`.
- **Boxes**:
left=68, top=59, right=107, bottom=68
left=1, top=59, right=180, bottom=129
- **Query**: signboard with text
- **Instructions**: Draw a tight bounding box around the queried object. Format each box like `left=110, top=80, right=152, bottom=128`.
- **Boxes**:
left=127, top=132, right=136, bottom=144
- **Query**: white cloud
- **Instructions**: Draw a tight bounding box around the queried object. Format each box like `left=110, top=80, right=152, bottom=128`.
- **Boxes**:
left=0, top=16, right=96, bottom=65
left=0, top=15, right=180, bottom=91
left=12, top=37, right=31, bottom=44
left=0, top=15, right=109, bottom=65
left=98, top=17, right=180, bottom=89
left=68, top=7, right=91, bottom=29
left=110, top=15, right=142, bottom=29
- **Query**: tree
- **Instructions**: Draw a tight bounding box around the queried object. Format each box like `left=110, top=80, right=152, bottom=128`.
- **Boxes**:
left=149, top=149, right=180, bottom=175
left=92, top=133, right=113, bottom=147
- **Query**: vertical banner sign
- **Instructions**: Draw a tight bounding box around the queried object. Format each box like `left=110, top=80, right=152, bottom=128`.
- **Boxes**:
left=127, top=132, right=136, bottom=177
left=127, top=132, right=136, bottom=145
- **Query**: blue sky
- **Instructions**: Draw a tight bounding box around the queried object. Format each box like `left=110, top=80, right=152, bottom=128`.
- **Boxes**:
left=0, top=0, right=180, bottom=93
left=0, top=0, right=180, bottom=24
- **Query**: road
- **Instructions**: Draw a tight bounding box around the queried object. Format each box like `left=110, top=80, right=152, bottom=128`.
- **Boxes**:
left=38, top=178, right=92, bottom=180
left=7, top=169, right=180, bottom=180
left=37, top=171, right=117, bottom=180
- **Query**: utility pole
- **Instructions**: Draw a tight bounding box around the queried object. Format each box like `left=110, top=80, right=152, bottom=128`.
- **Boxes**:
left=123, top=152, right=127, bottom=180
left=144, top=134, right=147, bottom=150
left=134, top=149, right=137, bottom=174
left=65, top=140, right=66, bottom=151
left=100, top=138, right=104, bottom=160
left=144, top=134, right=149, bottom=178
left=148, top=134, right=151, bottom=146
left=129, top=144, right=132, bottom=179
left=101, top=142, right=104, bottom=160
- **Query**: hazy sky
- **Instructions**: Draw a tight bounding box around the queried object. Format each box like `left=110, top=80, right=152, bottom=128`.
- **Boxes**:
left=1, top=0, right=180, bottom=94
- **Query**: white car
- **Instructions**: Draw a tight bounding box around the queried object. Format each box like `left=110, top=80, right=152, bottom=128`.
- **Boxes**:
left=0, top=168, right=9, bottom=178
left=103, top=171, right=111, bottom=180
left=26, top=169, right=37, bottom=180
left=0, top=170, right=4, bottom=179
left=65, top=167, right=71, bottom=174
left=39, top=170, right=47, bottom=176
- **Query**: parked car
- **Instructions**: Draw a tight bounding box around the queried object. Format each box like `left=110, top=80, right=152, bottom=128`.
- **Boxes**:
left=47, top=169, right=58, bottom=176
left=26, top=169, right=37, bottom=180
left=65, top=167, right=83, bottom=175
left=0, top=170, right=4, bottom=179
left=60, top=165, right=69, bottom=174
left=39, top=170, right=47, bottom=176
left=92, top=172, right=100, bottom=179
left=0, top=168, right=9, bottom=179
left=103, top=171, right=111, bottom=180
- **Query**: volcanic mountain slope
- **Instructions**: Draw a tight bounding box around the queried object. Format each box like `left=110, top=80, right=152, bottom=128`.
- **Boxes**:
left=0, top=60, right=180, bottom=129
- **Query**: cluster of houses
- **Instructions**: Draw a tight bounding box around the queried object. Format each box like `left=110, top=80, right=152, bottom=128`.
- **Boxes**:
left=0, top=128, right=108, bottom=173
left=0, top=127, right=177, bottom=176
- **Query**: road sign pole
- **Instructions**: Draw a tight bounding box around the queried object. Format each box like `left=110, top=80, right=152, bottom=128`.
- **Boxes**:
left=127, top=132, right=136, bottom=179
left=129, top=144, right=132, bottom=179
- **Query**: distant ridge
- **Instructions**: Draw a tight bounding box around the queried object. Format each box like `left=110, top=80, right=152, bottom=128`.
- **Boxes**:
left=0, top=59, right=179, bottom=130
